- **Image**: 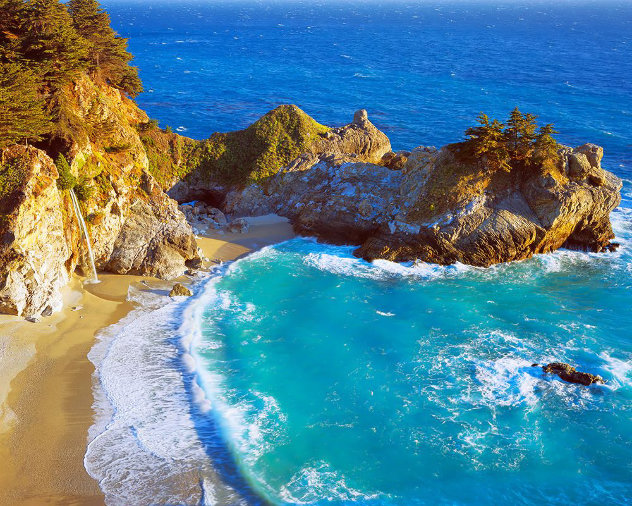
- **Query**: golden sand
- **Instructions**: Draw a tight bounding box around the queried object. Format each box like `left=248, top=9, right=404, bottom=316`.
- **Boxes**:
left=0, top=215, right=295, bottom=505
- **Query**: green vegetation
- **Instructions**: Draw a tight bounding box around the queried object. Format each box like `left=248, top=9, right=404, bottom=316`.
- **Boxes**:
left=188, top=105, right=330, bottom=186
left=74, top=176, right=94, bottom=201
left=0, top=62, right=50, bottom=148
left=67, top=0, right=142, bottom=97
left=0, top=156, right=30, bottom=204
left=412, top=109, right=562, bottom=222
left=0, top=0, right=142, bottom=150
left=54, top=153, right=76, bottom=189
left=455, top=108, right=561, bottom=174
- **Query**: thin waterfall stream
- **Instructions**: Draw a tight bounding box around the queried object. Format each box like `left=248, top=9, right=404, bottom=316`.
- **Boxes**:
left=70, top=188, right=99, bottom=283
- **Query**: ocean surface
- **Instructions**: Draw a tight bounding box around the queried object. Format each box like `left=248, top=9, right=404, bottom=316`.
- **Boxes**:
left=86, top=1, right=632, bottom=504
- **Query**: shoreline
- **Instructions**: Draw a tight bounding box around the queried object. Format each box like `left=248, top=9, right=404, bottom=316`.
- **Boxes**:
left=0, top=215, right=295, bottom=505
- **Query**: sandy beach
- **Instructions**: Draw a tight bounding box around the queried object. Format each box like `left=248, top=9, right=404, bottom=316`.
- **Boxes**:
left=0, top=215, right=294, bottom=506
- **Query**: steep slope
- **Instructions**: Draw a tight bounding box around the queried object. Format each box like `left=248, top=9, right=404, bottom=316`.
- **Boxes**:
left=0, top=75, right=200, bottom=317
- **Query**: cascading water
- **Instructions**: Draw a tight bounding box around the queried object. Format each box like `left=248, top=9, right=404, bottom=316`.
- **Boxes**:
left=69, top=188, right=99, bottom=283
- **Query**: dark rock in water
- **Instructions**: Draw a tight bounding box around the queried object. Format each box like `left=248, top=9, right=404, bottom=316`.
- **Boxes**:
left=169, top=283, right=192, bottom=297
left=41, top=305, right=53, bottom=317
left=540, top=362, right=605, bottom=386
left=603, top=242, right=620, bottom=253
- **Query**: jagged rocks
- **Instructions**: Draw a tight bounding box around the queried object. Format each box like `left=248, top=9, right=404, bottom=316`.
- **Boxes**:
left=0, top=146, right=70, bottom=317
left=104, top=195, right=200, bottom=279
left=168, top=107, right=391, bottom=203
left=538, top=362, right=605, bottom=386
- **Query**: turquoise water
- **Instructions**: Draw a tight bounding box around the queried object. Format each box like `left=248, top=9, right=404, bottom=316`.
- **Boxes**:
left=84, top=2, right=632, bottom=504
left=191, top=228, right=632, bottom=504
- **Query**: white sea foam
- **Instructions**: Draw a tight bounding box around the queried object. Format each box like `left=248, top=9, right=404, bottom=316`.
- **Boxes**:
left=279, top=461, right=383, bottom=504
left=179, top=262, right=289, bottom=488
left=600, top=351, right=632, bottom=389
left=85, top=280, right=248, bottom=505
left=303, top=246, right=473, bottom=281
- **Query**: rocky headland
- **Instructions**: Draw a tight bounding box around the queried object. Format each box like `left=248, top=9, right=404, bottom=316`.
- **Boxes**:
left=0, top=86, right=622, bottom=318
left=171, top=108, right=622, bottom=267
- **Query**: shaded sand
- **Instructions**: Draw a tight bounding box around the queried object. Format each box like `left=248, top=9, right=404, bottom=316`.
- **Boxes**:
left=196, top=214, right=295, bottom=263
left=0, top=214, right=295, bottom=506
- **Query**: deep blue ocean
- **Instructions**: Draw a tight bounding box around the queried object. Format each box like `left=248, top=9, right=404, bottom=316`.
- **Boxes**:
left=86, top=2, right=632, bottom=504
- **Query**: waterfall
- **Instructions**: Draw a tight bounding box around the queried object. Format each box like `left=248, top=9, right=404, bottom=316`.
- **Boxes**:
left=69, top=188, right=99, bottom=283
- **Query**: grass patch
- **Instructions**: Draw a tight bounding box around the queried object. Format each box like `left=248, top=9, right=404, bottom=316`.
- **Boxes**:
left=187, top=104, right=330, bottom=186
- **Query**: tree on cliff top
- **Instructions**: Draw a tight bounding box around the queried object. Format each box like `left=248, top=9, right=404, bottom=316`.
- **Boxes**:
left=505, top=107, right=538, bottom=164
left=457, top=110, right=560, bottom=174
left=464, top=113, right=511, bottom=172
left=20, top=0, right=88, bottom=88
left=533, top=124, right=560, bottom=168
left=68, top=0, right=143, bottom=97
left=0, top=62, right=50, bottom=149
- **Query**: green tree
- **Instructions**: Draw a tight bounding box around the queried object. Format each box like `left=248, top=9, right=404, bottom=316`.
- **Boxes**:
left=464, top=112, right=511, bottom=172
left=55, top=152, right=76, bottom=189
left=0, top=0, right=26, bottom=61
left=0, top=61, right=50, bottom=148
left=20, top=0, right=88, bottom=88
left=504, top=107, right=538, bottom=164
left=68, top=0, right=142, bottom=97
left=532, top=124, right=560, bottom=166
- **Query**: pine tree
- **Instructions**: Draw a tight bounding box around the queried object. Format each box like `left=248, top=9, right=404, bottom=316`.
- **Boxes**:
left=68, top=0, right=142, bottom=97
left=533, top=124, right=560, bottom=167
left=0, top=61, right=50, bottom=149
left=54, top=152, right=76, bottom=189
left=505, top=108, right=538, bottom=165
left=20, top=0, right=88, bottom=88
left=0, top=0, right=26, bottom=62
left=465, top=113, right=511, bottom=172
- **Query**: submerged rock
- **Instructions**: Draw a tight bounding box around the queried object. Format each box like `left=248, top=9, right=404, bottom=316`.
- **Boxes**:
left=537, top=362, right=605, bottom=386
left=169, top=283, right=192, bottom=297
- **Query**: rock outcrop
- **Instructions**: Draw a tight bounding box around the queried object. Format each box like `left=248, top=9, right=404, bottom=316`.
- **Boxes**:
left=169, top=283, right=192, bottom=297
left=225, top=131, right=621, bottom=266
left=0, top=147, right=70, bottom=316
left=167, top=106, right=391, bottom=203
left=0, top=75, right=200, bottom=317
left=0, top=92, right=623, bottom=316
left=537, top=362, right=605, bottom=386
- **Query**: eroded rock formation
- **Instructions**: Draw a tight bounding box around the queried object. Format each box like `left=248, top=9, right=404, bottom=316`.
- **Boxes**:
left=224, top=114, right=621, bottom=266
left=0, top=76, right=200, bottom=317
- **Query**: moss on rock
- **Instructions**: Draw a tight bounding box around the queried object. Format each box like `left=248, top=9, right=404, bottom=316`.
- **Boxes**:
left=187, top=104, right=330, bottom=186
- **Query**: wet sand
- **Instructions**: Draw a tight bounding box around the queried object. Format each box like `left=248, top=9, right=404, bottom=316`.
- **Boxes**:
left=0, top=215, right=295, bottom=506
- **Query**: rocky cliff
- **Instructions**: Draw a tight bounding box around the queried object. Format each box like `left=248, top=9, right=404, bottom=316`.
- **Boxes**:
left=0, top=94, right=622, bottom=317
left=222, top=112, right=621, bottom=266
left=0, top=75, right=200, bottom=317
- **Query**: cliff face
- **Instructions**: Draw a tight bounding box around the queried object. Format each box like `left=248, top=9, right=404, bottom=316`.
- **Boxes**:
left=0, top=75, right=200, bottom=317
left=223, top=113, right=621, bottom=267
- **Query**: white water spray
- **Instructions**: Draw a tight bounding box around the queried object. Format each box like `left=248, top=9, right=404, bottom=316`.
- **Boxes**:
left=70, top=188, right=99, bottom=283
